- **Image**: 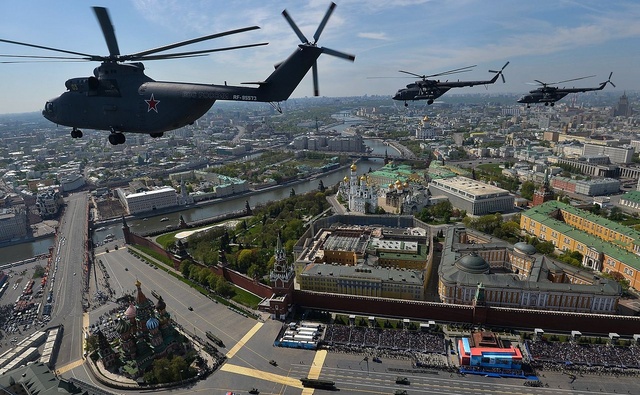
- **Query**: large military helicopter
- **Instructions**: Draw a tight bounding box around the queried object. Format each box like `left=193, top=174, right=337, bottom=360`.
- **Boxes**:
left=517, top=73, right=615, bottom=108
left=392, top=62, right=509, bottom=106
left=0, top=3, right=354, bottom=145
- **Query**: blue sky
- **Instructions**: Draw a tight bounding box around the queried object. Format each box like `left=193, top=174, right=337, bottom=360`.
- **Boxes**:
left=1, top=0, right=638, bottom=114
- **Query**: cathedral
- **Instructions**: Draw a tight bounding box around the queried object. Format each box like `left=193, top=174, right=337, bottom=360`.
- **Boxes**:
left=337, top=163, right=379, bottom=214
left=94, top=280, right=184, bottom=379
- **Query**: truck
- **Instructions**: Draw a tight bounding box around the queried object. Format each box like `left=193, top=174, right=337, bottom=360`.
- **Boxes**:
left=206, top=331, right=225, bottom=347
left=300, top=378, right=335, bottom=389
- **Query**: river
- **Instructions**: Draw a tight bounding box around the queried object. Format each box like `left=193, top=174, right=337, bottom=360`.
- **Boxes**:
left=1, top=113, right=399, bottom=262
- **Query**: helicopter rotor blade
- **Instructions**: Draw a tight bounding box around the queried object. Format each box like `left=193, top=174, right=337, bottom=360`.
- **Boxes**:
left=282, top=9, right=309, bottom=44
left=321, top=46, right=355, bottom=62
left=399, top=70, right=424, bottom=78
left=0, top=54, right=90, bottom=60
left=0, top=59, right=86, bottom=64
left=0, top=38, right=95, bottom=59
left=427, top=65, right=476, bottom=78
left=125, top=26, right=261, bottom=60
left=552, top=75, right=596, bottom=85
left=399, top=67, right=473, bottom=80
left=93, top=7, right=121, bottom=58
left=313, top=2, right=336, bottom=44
left=313, top=62, right=320, bottom=96
left=132, top=42, right=269, bottom=61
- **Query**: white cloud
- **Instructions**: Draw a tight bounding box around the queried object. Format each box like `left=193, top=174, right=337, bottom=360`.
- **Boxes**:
left=357, top=32, right=390, bottom=41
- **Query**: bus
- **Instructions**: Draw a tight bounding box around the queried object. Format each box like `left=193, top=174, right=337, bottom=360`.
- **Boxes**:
left=300, top=378, right=335, bottom=389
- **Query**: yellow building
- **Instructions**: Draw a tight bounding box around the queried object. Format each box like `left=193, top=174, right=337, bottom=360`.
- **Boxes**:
left=299, top=263, right=424, bottom=300
left=521, top=200, right=640, bottom=292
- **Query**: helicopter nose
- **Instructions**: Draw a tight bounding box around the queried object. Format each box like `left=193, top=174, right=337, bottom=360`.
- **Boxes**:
left=42, top=100, right=56, bottom=120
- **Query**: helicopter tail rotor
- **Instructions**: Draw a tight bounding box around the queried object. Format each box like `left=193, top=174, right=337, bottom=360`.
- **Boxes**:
left=489, top=61, right=509, bottom=83
left=282, top=2, right=355, bottom=96
left=603, top=72, right=616, bottom=88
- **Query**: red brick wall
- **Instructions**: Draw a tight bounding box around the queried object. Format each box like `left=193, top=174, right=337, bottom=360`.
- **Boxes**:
left=294, top=291, right=640, bottom=335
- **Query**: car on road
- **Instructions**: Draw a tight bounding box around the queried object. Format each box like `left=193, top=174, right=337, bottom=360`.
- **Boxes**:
left=269, top=360, right=278, bottom=366
left=188, top=306, right=193, bottom=311
left=373, top=357, right=382, bottom=363
left=394, top=390, right=408, bottom=395
left=396, top=377, right=410, bottom=385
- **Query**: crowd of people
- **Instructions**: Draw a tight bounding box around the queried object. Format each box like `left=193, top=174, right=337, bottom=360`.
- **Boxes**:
left=525, top=340, right=640, bottom=370
left=324, top=324, right=446, bottom=354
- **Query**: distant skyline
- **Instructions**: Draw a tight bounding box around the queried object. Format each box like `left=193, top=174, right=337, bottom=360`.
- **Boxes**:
left=1, top=0, right=638, bottom=114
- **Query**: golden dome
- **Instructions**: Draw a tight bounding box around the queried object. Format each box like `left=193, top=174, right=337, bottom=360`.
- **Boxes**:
left=343, top=176, right=349, bottom=182
left=395, top=180, right=402, bottom=185
left=388, top=183, right=394, bottom=189
left=403, top=181, right=410, bottom=188
left=350, top=163, right=357, bottom=171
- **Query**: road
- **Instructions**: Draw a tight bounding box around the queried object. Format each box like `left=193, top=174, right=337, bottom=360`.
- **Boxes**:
left=49, top=192, right=88, bottom=369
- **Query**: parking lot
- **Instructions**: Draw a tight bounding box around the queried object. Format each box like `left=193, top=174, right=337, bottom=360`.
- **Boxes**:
left=0, top=257, right=52, bottom=349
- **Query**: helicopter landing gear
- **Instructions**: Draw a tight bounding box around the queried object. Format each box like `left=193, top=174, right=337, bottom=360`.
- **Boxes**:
left=427, top=99, right=434, bottom=105
left=108, top=132, right=125, bottom=145
left=404, top=102, right=408, bottom=107
left=71, top=128, right=83, bottom=138
left=149, top=132, right=164, bottom=138
left=550, top=102, right=555, bottom=106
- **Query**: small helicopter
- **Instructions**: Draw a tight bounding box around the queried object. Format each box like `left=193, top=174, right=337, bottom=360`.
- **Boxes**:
left=392, top=62, right=509, bottom=106
left=517, top=72, right=615, bottom=108
left=0, top=3, right=354, bottom=145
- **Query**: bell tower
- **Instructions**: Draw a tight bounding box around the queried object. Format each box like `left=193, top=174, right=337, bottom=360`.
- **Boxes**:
left=268, top=233, right=294, bottom=320
left=532, top=169, right=554, bottom=206
left=270, top=234, right=293, bottom=292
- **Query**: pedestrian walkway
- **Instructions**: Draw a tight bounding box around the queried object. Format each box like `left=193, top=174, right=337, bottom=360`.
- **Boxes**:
left=56, top=359, right=84, bottom=374
left=302, top=350, right=329, bottom=395
left=220, top=363, right=303, bottom=388
left=226, top=322, right=263, bottom=359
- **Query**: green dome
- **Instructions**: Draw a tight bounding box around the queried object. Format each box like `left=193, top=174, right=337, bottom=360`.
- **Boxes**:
left=514, top=242, right=537, bottom=255
left=456, top=253, right=490, bottom=274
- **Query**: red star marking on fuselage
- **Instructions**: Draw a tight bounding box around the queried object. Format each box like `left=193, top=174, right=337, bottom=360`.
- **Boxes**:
left=145, top=94, right=160, bottom=113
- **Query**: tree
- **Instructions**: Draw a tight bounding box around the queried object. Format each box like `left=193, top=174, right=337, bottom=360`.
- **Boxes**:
left=179, top=259, right=192, bottom=277
left=216, top=280, right=235, bottom=298
left=520, top=181, right=536, bottom=201
left=608, top=207, right=624, bottom=221
left=237, top=249, right=256, bottom=273
left=432, top=200, right=453, bottom=221
left=535, top=241, right=555, bottom=255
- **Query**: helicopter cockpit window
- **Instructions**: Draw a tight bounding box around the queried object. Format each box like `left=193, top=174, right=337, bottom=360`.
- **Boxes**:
left=97, top=79, right=121, bottom=97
